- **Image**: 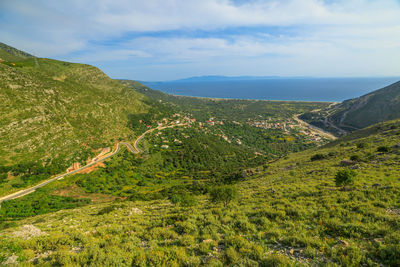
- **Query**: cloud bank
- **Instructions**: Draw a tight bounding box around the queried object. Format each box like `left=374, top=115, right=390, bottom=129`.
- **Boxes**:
left=0, top=0, right=399, bottom=80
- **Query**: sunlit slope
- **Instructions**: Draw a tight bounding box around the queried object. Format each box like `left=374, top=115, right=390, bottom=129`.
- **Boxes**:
left=0, top=44, right=148, bottom=166
left=1, top=119, right=399, bottom=265
left=300, top=81, right=400, bottom=135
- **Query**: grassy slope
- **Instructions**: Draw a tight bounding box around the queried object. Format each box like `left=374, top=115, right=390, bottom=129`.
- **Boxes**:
left=0, top=50, right=148, bottom=166
left=1, top=120, right=399, bottom=266
left=0, top=42, right=34, bottom=62
left=0, top=45, right=151, bottom=196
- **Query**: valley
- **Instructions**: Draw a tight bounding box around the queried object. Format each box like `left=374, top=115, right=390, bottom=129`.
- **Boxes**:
left=0, top=43, right=400, bottom=266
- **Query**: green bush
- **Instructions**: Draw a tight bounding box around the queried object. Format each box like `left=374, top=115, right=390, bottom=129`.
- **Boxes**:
left=96, top=205, right=117, bottom=215
left=335, top=169, right=357, bottom=186
left=357, top=142, right=367, bottom=149
left=210, top=185, right=238, bottom=207
left=350, top=155, right=361, bottom=161
left=310, top=153, right=326, bottom=161
left=377, top=146, right=390, bottom=152
left=170, top=193, right=197, bottom=207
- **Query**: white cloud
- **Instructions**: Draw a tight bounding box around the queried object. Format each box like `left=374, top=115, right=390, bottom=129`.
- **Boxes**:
left=0, top=0, right=399, bottom=79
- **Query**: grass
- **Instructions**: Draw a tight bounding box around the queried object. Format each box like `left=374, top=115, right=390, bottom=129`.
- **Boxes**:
left=1, top=43, right=399, bottom=266
left=1, top=120, right=399, bottom=266
left=0, top=48, right=154, bottom=196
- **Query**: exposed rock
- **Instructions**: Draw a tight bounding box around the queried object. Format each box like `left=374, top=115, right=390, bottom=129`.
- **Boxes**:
left=12, top=224, right=46, bottom=240
left=129, top=207, right=143, bottom=216
left=30, top=251, right=53, bottom=263
left=386, top=207, right=400, bottom=215
left=338, top=240, right=349, bottom=247
left=2, top=254, right=18, bottom=265
left=340, top=160, right=356, bottom=166
left=70, top=246, right=84, bottom=253
left=350, top=165, right=360, bottom=169
left=372, top=183, right=381, bottom=187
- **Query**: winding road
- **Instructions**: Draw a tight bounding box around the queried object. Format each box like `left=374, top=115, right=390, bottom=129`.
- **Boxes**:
left=0, top=124, right=182, bottom=203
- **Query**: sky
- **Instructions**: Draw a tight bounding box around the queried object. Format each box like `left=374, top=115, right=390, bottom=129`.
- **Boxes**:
left=0, top=0, right=399, bottom=81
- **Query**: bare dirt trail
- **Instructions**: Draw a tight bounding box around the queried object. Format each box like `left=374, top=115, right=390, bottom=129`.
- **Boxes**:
left=0, top=124, right=184, bottom=203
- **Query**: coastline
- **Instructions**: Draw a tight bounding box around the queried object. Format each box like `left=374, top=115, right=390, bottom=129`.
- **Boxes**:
left=165, top=92, right=337, bottom=103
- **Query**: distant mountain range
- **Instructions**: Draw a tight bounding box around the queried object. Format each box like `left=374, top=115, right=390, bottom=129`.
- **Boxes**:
left=300, top=81, right=400, bottom=136
left=143, top=75, right=399, bottom=84
left=141, top=75, right=311, bottom=83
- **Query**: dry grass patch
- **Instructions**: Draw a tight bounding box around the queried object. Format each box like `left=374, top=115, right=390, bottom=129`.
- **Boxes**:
left=52, top=185, right=123, bottom=203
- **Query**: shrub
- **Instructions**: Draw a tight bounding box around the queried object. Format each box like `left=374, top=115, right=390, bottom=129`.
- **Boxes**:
left=174, top=221, right=197, bottom=235
left=377, top=146, right=390, bottom=153
left=311, top=153, right=326, bottom=161
left=261, top=253, right=293, bottom=266
left=0, top=173, right=7, bottom=183
left=170, top=193, right=197, bottom=207
left=210, top=185, right=238, bottom=207
left=350, top=155, right=361, bottom=162
left=96, top=205, right=117, bottom=215
left=335, top=169, right=357, bottom=186
left=224, top=246, right=240, bottom=264
left=357, top=142, right=367, bottom=149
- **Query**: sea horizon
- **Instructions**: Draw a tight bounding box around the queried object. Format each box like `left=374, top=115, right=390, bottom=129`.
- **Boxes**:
left=143, top=77, right=400, bottom=102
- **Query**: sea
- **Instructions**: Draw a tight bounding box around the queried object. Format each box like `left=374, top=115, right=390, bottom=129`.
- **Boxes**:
left=143, top=77, right=400, bottom=102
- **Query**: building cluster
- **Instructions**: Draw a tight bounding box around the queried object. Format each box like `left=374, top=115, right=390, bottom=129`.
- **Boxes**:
left=247, top=119, right=297, bottom=131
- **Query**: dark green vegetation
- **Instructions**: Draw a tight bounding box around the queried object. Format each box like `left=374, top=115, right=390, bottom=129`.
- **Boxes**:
left=1, top=117, right=399, bottom=265
left=300, top=81, right=400, bottom=136
left=0, top=162, right=64, bottom=189
left=334, top=169, right=357, bottom=186
left=0, top=125, right=265, bottom=218
left=0, top=187, right=90, bottom=219
left=122, top=80, right=329, bottom=156
left=210, top=185, right=238, bottom=207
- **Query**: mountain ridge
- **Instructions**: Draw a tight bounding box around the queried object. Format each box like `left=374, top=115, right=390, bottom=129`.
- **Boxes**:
left=300, top=80, right=400, bottom=136
left=0, top=43, right=152, bottom=194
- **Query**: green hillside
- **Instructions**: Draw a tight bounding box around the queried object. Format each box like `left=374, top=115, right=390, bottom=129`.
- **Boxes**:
left=0, top=44, right=151, bottom=194
left=300, top=81, right=400, bottom=135
left=1, top=117, right=399, bottom=265
left=1, top=44, right=399, bottom=266
left=0, top=43, right=34, bottom=62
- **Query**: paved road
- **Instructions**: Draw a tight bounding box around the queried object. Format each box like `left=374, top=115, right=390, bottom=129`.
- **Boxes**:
left=0, top=124, right=185, bottom=203
left=0, top=143, right=136, bottom=202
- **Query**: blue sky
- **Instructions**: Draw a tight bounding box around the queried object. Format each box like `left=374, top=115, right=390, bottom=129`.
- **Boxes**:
left=0, top=0, right=399, bottom=81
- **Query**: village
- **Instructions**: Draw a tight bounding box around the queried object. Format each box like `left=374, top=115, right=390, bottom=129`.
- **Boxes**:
left=246, top=118, right=326, bottom=143
left=149, top=112, right=329, bottom=152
